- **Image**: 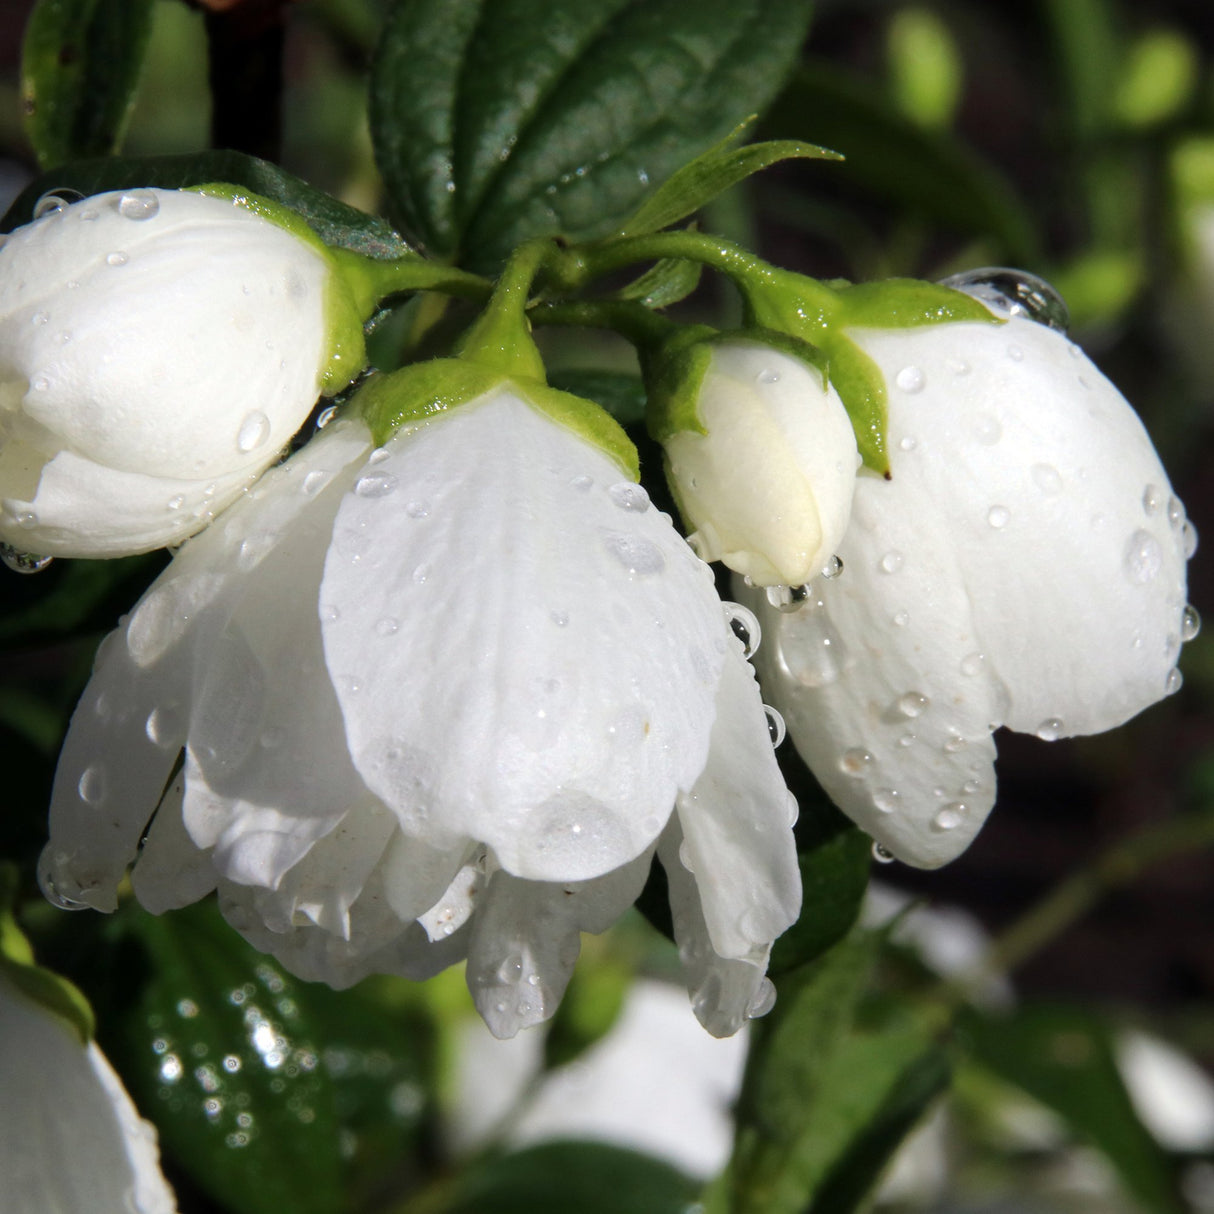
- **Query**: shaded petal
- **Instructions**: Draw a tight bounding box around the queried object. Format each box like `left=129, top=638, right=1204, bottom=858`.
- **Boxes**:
left=323, top=393, right=725, bottom=881
left=465, top=853, right=651, bottom=1039
left=658, top=824, right=772, bottom=1038
left=130, top=771, right=218, bottom=914
left=849, top=315, right=1189, bottom=735
left=675, top=639, right=800, bottom=959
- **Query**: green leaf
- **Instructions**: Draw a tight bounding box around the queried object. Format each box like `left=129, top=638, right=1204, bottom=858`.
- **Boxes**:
left=432, top=1141, right=700, bottom=1214
left=546, top=370, right=647, bottom=427
left=21, top=0, right=157, bottom=169
left=731, top=929, right=948, bottom=1214
left=762, top=62, right=1039, bottom=263
left=370, top=0, right=815, bottom=269
left=619, top=137, right=841, bottom=238
left=112, top=902, right=432, bottom=1214
left=1, top=152, right=412, bottom=259
left=769, top=829, right=870, bottom=977
left=961, top=1003, right=1183, bottom=1213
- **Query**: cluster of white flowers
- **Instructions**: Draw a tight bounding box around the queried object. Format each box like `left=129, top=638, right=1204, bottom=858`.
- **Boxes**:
left=10, top=189, right=1193, bottom=1040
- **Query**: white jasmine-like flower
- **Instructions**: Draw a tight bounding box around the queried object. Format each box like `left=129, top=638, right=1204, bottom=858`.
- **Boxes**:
left=40, top=383, right=799, bottom=1038
left=655, top=339, right=859, bottom=587
left=0, top=969, right=177, bottom=1213
left=745, top=299, right=1194, bottom=867
left=0, top=188, right=354, bottom=558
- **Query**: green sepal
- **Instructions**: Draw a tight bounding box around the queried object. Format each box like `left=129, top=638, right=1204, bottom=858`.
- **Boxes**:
left=612, top=254, right=704, bottom=309
left=353, top=361, right=640, bottom=481
left=642, top=325, right=827, bottom=444
left=835, top=276, right=1000, bottom=329
left=0, top=864, right=95, bottom=1045
left=618, top=129, right=843, bottom=238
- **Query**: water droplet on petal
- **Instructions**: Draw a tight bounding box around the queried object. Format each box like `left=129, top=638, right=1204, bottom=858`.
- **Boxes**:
left=354, top=473, right=398, bottom=498
left=873, top=788, right=900, bottom=814
left=785, top=791, right=799, bottom=827
left=105, top=250, right=128, bottom=266
left=872, top=842, right=896, bottom=863
left=368, top=447, right=390, bottom=464
left=678, top=840, right=695, bottom=872
left=723, top=602, right=761, bottom=658
left=939, top=267, right=1070, bottom=331
left=899, top=435, right=918, bottom=451
left=943, top=733, right=967, bottom=753
left=77, top=765, right=106, bottom=805
left=932, top=803, right=967, bottom=832
left=570, top=474, right=593, bottom=492
left=236, top=411, right=270, bottom=453
left=31, top=311, right=49, bottom=326
left=1, top=543, right=52, bottom=574
left=166, top=494, right=184, bottom=511
left=34, top=190, right=80, bottom=219
left=1007, top=345, right=1024, bottom=361
left=764, top=705, right=786, bottom=747
left=375, top=617, right=400, bottom=637
left=496, top=954, right=524, bottom=984
left=1143, top=484, right=1163, bottom=516
left=1123, top=530, right=1163, bottom=584
left=893, top=610, right=910, bottom=627
left=604, top=532, right=664, bottom=577
left=960, top=652, right=985, bottom=677
left=879, top=550, right=904, bottom=574
left=315, top=404, right=338, bottom=430
left=31, top=375, right=49, bottom=392
left=302, top=470, right=326, bottom=496
left=1165, top=667, right=1184, bottom=696
left=987, top=505, right=1010, bottom=528
left=1168, top=496, right=1185, bottom=528
left=821, top=554, right=844, bottom=579
left=607, top=482, right=650, bottom=512
left=839, top=748, right=872, bottom=776
left=897, top=691, right=929, bottom=718
left=1183, top=520, right=1199, bottom=559
left=747, top=978, right=777, bottom=1019
left=765, top=583, right=811, bottom=612
left=117, top=190, right=160, bottom=221
left=1033, top=463, right=1063, bottom=495
left=1036, top=717, right=1064, bottom=741
left=1182, top=605, right=1201, bottom=642
left=895, top=365, right=925, bottom=393
left=756, top=368, right=781, bottom=385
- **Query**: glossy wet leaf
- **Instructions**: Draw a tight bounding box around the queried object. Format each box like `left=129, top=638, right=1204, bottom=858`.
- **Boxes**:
left=1, top=152, right=412, bottom=259
left=112, top=902, right=432, bottom=1214
left=431, top=1141, right=700, bottom=1214
left=961, top=1003, right=1183, bottom=1213
left=21, top=0, right=157, bottom=169
left=370, top=0, right=815, bottom=269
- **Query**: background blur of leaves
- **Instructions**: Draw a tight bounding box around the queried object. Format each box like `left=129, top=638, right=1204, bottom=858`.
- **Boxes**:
left=2, top=1, right=1214, bottom=1212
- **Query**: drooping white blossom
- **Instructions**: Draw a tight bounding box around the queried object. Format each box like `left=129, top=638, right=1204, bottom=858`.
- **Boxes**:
left=41, top=385, right=800, bottom=1037
left=658, top=340, right=859, bottom=587
left=0, top=969, right=177, bottom=1214
left=0, top=188, right=346, bottom=557
left=746, top=302, right=1194, bottom=867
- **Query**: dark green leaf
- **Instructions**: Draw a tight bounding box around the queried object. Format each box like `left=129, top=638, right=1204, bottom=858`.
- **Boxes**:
left=370, top=0, right=815, bottom=269
left=542, top=957, right=629, bottom=1070
left=1, top=153, right=411, bottom=259
left=769, top=829, right=870, bottom=977
left=612, top=256, right=704, bottom=309
left=21, top=0, right=157, bottom=168
left=546, top=370, right=647, bottom=427
left=433, top=1141, right=700, bottom=1214
left=112, top=902, right=433, bottom=1214
left=620, top=137, right=841, bottom=238
left=961, top=1003, right=1183, bottom=1213
left=761, top=62, right=1039, bottom=263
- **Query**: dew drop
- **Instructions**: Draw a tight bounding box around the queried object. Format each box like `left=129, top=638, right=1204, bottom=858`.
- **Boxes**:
left=1123, top=530, right=1163, bottom=584
left=302, top=470, right=326, bottom=496
left=756, top=368, right=781, bottom=385
left=1032, top=463, right=1063, bottom=495
left=1036, top=717, right=1064, bottom=741
left=873, top=788, right=900, bottom=814
left=895, top=365, right=925, bottom=393
left=987, top=505, right=1010, bottom=528
left=236, top=411, right=270, bottom=453
left=166, top=494, right=184, bottom=511
left=765, top=583, right=810, bottom=612
left=117, top=190, right=161, bottom=221
left=77, top=765, right=106, bottom=805
left=899, top=435, right=918, bottom=451
left=549, top=610, right=568, bottom=627
left=879, top=550, right=904, bottom=574
left=897, top=691, right=929, bottom=718
left=354, top=473, right=398, bottom=498
left=898, top=733, right=916, bottom=748
left=405, top=500, right=428, bottom=518
left=105, top=250, right=128, bottom=266
left=893, top=610, right=910, bottom=627
left=943, top=733, right=967, bottom=753
left=960, top=651, right=985, bottom=677
left=932, top=803, right=966, bottom=832
left=938, top=267, right=1070, bottom=331
left=839, top=748, right=872, bottom=776
left=764, top=705, right=786, bottom=747
left=33, top=191, right=76, bottom=219
left=368, top=447, right=390, bottom=465
left=678, top=839, right=695, bottom=872
left=1168, top=496, right=1185, bottom=528
left=785, top=791, right=799, bottom=827
left=315, top=404, right=338, bottom=430
left=496, top=954, right=525, bottom=984
left=1183, top=520, right=1199, bottom=559
left=1007, top=345, right=1024, bottom=362
left=31, top=375, right=49, bottom=392
left=604, top=532, right=665, bottom=577
left=570, top=474, right=594, bottom=492
left=747, top=978, right=777, bottom=1019
left=144, top=706, right=180, bottom=747
left=375, top=617, right=400, bottom=637
left=723, top=602, right=761, bottom=658
left=1, top=544, right=52, bottom=574
left=412, top=563, right=429, bottom=584
left=1143, top=484, right=1163, bottom=516
left=1165, top=667, right=1184, bottom=696
left=821, top=554, right=844, bottom=579
left=1182, top=604, right=1201, bottom=643
left=872, top=842, right=896, bottom=863
left=607, top=482, right=650, bottom=512
left=31, top=310, right=49, bottom=326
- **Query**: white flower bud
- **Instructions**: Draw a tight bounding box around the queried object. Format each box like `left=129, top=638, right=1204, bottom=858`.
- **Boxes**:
left=0, top=188, right=344, bottom=557
left=660, top=341, right=859, bottom=586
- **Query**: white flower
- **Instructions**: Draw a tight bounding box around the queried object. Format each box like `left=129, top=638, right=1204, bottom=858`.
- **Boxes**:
left=745, top=307, right=1194, bottom=867
left=0, top=969, right=177, bottom=1213
left=40, top=384, right=799, bottom=1038
left=658, top=340, right=859, bottom=586
left=0, top=188, right=346, bottom=557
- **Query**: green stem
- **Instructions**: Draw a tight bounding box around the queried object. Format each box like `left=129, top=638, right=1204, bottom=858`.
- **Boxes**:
left=529, top=297, right=678, bottom=349
left=328, top=247, right=491, bottom=317
left=949, top=809, right=1214, bottom=1005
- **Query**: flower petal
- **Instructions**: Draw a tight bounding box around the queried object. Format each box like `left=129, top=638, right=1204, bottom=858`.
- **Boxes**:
left=322, top=392, right=725, bottom=882
left=465, top=854, right=652, bottom=1039
left=130, top=772, right=218, bottom=914
left=675, top=638, right=800, bottom=959
left=848, top=315, right=1190, bottom=735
